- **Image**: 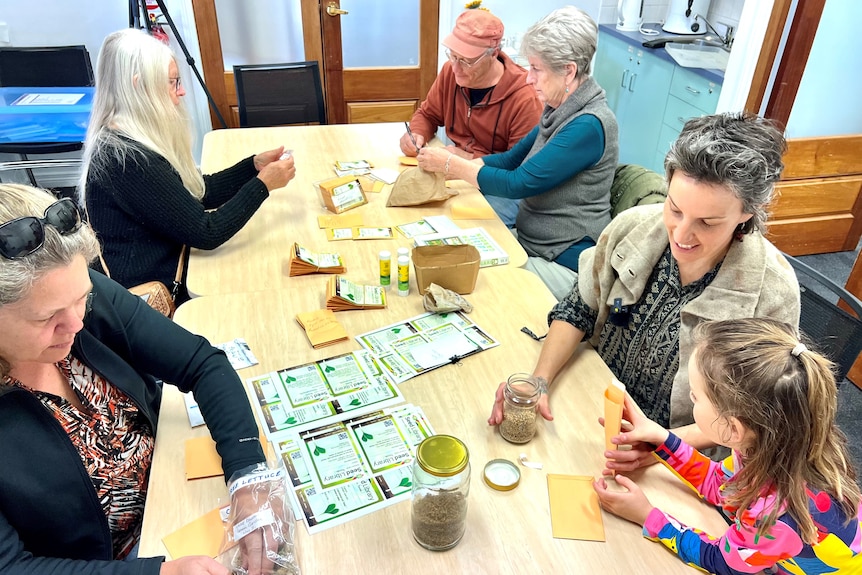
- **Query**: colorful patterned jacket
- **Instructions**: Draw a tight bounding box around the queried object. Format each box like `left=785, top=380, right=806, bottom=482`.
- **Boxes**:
left=645, top=432, right=862, bottom=574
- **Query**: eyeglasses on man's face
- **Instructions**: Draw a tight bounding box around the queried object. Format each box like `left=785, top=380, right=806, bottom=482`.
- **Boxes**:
left=0, top=198, right=82, bottom=260
left=445, top=48, right=491, bottom=69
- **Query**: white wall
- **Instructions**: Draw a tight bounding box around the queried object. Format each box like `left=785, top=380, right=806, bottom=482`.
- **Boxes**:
left=785, top=0, right=862, bottom=137
left=438, top=0, right=601, bottom=70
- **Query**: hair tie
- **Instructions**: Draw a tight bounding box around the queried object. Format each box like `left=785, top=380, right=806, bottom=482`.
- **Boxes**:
left=791, top=342, right=807, bottom=357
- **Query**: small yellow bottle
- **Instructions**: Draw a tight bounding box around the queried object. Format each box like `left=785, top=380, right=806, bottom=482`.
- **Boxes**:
left=379, top=250, right=391, bottom=288
left=397, top=255, right=410, bottom=296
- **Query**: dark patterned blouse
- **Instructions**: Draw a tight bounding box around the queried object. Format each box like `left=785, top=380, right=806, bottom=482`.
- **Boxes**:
left=548, top=247, right=721, bottom=427
left=5, top=355, right=155, bottom=559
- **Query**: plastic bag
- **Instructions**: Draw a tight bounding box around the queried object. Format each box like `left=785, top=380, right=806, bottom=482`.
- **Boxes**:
left=423, top=283, right=474, bottom=314
left=218, top=464, right=301, bottom=575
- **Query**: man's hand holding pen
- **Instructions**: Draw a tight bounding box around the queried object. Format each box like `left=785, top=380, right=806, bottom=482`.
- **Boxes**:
left=399, top=122, right=426, bottom=157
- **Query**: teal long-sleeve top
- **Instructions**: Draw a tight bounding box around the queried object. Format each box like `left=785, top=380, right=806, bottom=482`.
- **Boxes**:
left=476, top=114, right=605, bottom=199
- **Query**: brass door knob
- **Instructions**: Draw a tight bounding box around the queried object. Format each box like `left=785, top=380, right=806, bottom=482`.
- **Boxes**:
left=326, top=3, right=348, bottom=16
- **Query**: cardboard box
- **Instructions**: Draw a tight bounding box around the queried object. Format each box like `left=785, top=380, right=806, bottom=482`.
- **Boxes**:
left=412, top=244, right=480, bottom=294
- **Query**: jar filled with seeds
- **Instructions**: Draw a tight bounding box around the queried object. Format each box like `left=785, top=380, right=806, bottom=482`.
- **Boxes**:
left=410, top=435, right=470, bottom=551
left=499, top=373, right=541, bottom=444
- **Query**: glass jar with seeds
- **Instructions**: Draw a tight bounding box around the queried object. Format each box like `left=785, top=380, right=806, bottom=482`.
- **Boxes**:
left=410, top=435, right=470, bottom=551
left=499, top=373, right=541, bottom=444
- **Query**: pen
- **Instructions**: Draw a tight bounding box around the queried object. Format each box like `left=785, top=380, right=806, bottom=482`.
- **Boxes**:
left=404, top=121, right=420, bottom=154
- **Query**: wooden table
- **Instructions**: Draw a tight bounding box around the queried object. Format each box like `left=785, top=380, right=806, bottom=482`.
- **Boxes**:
left=189, top=123, right=527, bottom=296
left=141, top=268, right=727, bottom=574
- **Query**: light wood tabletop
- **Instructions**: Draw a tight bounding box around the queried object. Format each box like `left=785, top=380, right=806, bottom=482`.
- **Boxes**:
left=189, top=123, right=527, bottom=296
left=141, top=267, right=727, bottom=574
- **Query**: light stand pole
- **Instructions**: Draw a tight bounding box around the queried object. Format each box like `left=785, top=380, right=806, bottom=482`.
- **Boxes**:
left=129, top=0, right=227, bottom=128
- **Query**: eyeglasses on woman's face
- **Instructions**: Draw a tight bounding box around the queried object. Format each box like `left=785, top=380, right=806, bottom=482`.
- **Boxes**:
left=0, top=198, right=82, bottom=260
left=445, top=48, right=491, bottom=69
left=169, top=76, right=182, bottom=91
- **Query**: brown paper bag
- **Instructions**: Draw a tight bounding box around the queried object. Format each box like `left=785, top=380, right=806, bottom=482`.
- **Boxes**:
left=386, top=167, right=458, bottom=207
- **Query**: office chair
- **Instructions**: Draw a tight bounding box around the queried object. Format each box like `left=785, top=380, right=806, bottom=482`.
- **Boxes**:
left=0, top=45, right=94, bottom=88
left=784, top=253, right=862, bottom=383
left=233, top=61, right=326, bottom=128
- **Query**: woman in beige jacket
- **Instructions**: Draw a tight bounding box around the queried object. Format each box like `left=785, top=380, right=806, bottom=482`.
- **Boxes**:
left=488, top=112, right=800, bottom=472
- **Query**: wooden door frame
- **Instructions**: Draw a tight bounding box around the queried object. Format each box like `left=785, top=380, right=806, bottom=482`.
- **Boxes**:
left=319, top=0, right=439, bottom=124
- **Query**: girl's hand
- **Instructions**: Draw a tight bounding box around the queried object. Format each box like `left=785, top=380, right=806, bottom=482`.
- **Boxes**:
left=617, top=393, right=669, bottom=446
left=593, top=475, right=654, bottom=526
left=599, top=393, right=669, bottom=476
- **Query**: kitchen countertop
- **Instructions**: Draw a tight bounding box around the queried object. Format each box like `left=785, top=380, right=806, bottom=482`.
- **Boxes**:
left=599, top=23, right=725, bottom=84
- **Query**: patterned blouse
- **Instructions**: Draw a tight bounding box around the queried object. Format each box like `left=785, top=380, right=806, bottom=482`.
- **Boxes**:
left=549, top=246, right=720, bottom=427
left=646, top=432, right=862, bottom=574
left=5, top=355, right=155, bottom=559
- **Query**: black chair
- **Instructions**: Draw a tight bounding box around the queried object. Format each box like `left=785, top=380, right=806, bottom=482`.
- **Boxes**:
left=784, top=253, right=862, bottom=383
left=0, top=45, right=94, bottom=88
left=233, top=61, right=326, bottom=128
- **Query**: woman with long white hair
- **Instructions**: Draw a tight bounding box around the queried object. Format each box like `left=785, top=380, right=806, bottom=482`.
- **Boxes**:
left=80, top=28, right=295, bottom=302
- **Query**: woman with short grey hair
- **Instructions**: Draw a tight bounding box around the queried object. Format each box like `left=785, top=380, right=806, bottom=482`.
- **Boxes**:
left=664, top=113, right=786, bottom=235
left=418, top=6, right=619, bottom=300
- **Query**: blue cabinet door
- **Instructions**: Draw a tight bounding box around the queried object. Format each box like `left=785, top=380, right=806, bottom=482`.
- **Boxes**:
left=594, top=33, right=634, bottom=122
left=594, top=32, right=675, bottom=170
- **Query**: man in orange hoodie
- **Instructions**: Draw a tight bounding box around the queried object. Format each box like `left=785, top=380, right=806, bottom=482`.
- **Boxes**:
left=399, top=10, right=541, bottom=225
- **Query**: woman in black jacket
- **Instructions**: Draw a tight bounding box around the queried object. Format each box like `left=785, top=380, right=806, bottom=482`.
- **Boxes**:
left=0, top=183, right=273, bottom=575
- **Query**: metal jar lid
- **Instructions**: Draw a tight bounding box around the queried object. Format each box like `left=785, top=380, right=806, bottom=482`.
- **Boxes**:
left=416, top=435, right=469, bottom=477
left=483, top=459, right=521, bottom=491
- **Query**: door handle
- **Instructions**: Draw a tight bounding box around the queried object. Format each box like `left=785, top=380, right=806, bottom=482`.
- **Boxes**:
left=326, top=3, right=348, bottom=16
left=685, top=86, right=701, bottom=95
left=628, top=73, right=637, bottom=92
left=621, top=69, right=629, bottom=88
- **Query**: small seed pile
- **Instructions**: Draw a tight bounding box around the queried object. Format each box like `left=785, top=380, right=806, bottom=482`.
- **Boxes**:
left=412, top=490, right=467, bottom=550
left=500, top=405, right=537, bottom=443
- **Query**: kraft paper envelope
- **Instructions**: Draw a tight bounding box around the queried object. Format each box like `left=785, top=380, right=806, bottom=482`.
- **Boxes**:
left=162, top=506, right=232, bottom=559
left=449, top=199, right=497, bottom=220
left=185, top=434, right=269, bottom=480
left=547, top=474, right=605, bottom=541
left=317, top=212, right=364, bottom=229
left=604, top=379, right=626, bottom=451
left=185, top=436, right=223, bottom=480
left=356, top=175, right=385, bottom=193
left=296, top=309, right=349, bottom=348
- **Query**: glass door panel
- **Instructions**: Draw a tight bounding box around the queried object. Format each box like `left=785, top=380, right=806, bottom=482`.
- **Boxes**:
left=340, top=1, right=419, bottom=67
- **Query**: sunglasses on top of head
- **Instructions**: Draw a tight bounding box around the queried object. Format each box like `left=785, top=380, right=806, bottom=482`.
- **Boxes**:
left=0, top=198, right=82, bottom=260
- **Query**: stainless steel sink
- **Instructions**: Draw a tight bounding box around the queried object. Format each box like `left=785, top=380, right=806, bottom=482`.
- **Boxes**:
left=689, top=37, right=728, bottom=50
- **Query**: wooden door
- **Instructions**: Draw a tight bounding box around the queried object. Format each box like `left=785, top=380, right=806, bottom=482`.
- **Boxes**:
left=192, top=0, right=438, bottom=127
left=318, top=0, right=439, bottom=124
